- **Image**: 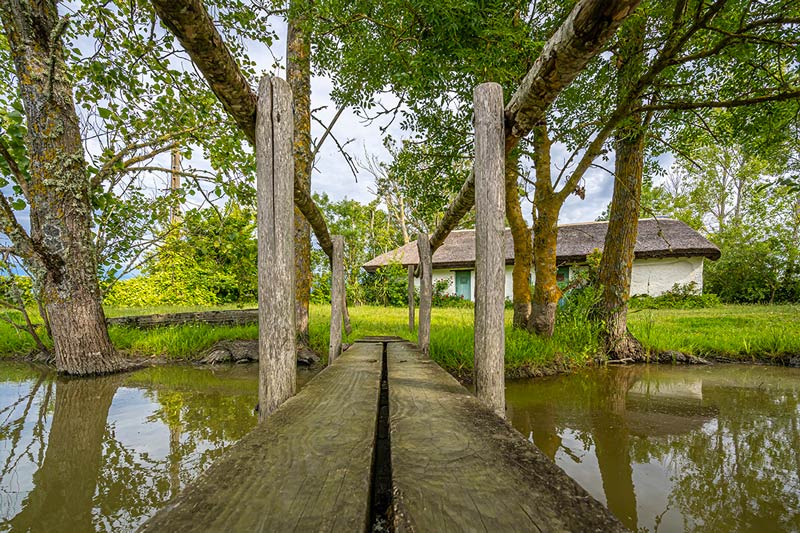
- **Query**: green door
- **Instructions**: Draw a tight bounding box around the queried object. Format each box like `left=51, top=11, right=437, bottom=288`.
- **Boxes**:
left=455, top=271, right=471, bottom=301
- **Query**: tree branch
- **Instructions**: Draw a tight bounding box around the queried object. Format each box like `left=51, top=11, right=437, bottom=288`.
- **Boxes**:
left=430, top=0, right=642, bottom=251
left=151, top=0, right=334, bottom=258
left=638, top=89, right=800, bottom=111
left=0, top=138, right=29, bottom=199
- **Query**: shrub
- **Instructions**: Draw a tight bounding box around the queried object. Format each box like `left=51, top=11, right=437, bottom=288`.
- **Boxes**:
left=361, top=262, right=408, bottom=306
left=629, top=282, right=721, bottom=309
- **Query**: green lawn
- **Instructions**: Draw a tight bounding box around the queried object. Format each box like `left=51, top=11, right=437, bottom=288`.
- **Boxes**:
left=628, top=304, right=800, bottom=363
left=1, top=303, right=797, bottom=375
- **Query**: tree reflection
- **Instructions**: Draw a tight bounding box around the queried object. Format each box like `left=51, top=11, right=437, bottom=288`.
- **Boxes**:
left=6, top=374, right=121, bottom=533
left=0, top=363, right=260, bottom=532
left=505, top=366, right=800, bottom=532
left=591, top=367, right=642, bottom=530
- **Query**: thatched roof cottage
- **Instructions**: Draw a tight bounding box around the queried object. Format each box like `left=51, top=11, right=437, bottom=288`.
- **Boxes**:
left=363, top=218, right=720, bottom=300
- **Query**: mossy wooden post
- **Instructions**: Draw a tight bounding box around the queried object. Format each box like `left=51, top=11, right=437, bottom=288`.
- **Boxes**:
left=329, top=235, right=345, bottom=364
left=473, top=82, right=506, bottom=418
left=417, top=234, right=432, bottom=356
left=256, top=75, right=296, bottom=422
left=408, top=264, right=415, bottom=331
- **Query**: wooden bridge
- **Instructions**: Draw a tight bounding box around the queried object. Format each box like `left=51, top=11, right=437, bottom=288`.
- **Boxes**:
left=138, top=78, right=627, bottom=531
left=142, top=338, right=624, bottom=532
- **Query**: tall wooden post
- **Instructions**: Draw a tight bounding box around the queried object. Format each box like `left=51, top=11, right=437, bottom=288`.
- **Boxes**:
left=408, top=264, right=415, bottom=331
left=417, top=234, right=432, bottom=356
left=170, top=147, right=181, bottom=224
left=329, top=235, right=345, bottom=364
left=473, top=82, right=506, bottom=418
left=256, top=75, right=296, bottom=422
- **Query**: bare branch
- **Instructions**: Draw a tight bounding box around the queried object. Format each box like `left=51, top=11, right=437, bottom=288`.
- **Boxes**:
left=638, top=89, right=800, bottom=112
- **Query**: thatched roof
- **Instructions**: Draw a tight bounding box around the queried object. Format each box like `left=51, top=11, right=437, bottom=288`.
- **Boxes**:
left=363, top=218, right=721, bottom=272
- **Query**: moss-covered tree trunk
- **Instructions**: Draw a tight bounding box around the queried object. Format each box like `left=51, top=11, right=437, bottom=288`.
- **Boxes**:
left=0, top=0, right=121, bottom=375
left=597, top=14, right=646, bottom=361
left=528, top=123, right=561, bottom=337
left=505, top=151, right=532, bottom=328
left=287, top=0, right=313, bottom=344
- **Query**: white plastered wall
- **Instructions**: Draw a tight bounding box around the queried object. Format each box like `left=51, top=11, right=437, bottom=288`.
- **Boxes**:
left=413, top=258, right=703, bottom=300
left=628, top=256, right=705, bottom=296
left=414, top=267, right=514, bottom=301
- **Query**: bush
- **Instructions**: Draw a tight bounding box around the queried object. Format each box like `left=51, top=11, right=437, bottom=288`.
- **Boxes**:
left=630, top=282, right=721, bottom=309
left=431, top=278, right=472, bottom=308
left=361, top=263, right=408, bottom=306
left=704, top=238, right=797, bottom=304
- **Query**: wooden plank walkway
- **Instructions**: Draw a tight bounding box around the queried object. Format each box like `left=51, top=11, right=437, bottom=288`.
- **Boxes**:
left=140, top=341, right=382, bottom=532
left=140, top=339, right=625, bottom=532
left=387, top=341, right=626, bottom=532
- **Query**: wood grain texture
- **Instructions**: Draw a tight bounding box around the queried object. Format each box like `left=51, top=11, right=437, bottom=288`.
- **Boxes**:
left=257, top=76, right=296, bottom=420
left=473, top=83, right=506, bottom=418
left=416, top=234, right=432, bottom=356
left=387, top=342, right=628, bottom=533
left=408, top=264, right=415, bottom=332
left=140, top=342, right=383, bottom=533
left=107, top=309, right=258, bottom=328
left=329, top=235, right=344, bottom=364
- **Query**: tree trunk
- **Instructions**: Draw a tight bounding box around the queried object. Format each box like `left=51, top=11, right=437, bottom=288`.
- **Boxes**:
left=1, top=0, right=121, bottom=375
left=505, top=151, right=532, bottom=328
left=528, top=123, right=561, bottom=337
left=597, top=14, right=647, bottom=361
left=597, top=128, right=646, bottom=360
left=287, top=0, right=313, bottom=344
left=529, top=200, right=560, bottom=337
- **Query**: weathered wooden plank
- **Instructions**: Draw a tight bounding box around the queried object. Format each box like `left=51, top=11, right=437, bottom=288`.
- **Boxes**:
left=256, top=75, right=296, bottom=419
left=107, top=309, right=258, bottom=329
left=387, top=342, right=627, bottom=533
left=416, top=234, right=432, bottom=356
left=329, top=235, right=345, bottom=364
left=473, top=82, right=506, bottom=418
left=407, top=264, right=415, bottom=332
left=140, top=342, right=383, bottom=533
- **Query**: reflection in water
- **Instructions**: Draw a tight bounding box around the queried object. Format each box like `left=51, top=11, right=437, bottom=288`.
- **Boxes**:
left=0, top=363, right=317, bottom=532
left=506, top=365, right=800, bottom=532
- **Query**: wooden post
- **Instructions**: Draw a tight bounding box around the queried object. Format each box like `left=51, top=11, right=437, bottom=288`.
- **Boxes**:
left=329, top=235, right=345, bottom=364
left=417, top=234, right=432, bottom=356
left=343, top=295, right=352, bottom=336
left=408, top=264, right=415, bottom=331
left=473, top=82, right=506, bottom=418
left=256, top=75, right=296, bottom=422
left=170, top=147, right=181, bottom=224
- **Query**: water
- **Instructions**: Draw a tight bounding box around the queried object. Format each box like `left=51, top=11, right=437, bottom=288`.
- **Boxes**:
left=1, top=362, right=797, bottom=532
left=506, top=364, right=800, bottom=532
left=0, top=362, right=316, bottom=532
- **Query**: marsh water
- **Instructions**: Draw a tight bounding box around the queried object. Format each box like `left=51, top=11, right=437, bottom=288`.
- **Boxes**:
left=0, top=362, right=797, bottom=532
left=506, top=365, right=800, bottom=532
left=0, top=363, right=317, bottom=532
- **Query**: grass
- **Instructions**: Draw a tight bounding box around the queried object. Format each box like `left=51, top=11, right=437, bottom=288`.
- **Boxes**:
left=628, top=304, right=800, bottom=362
left=0, top=303, right=797, bottom=375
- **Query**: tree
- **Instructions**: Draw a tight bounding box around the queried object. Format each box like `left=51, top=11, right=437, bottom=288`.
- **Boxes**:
left=596, top=12, right=648, bottom=360
left=651, top=135, right=800, bottom=304
left=0, top=0, right=122, bottom=374
left=529, top=0, right=800, bottom=339
left=287, top=0, right=314, bottom=344
left=314, top=0, right=642, bottom=330
left=310, top=193, right=402, bottom=304
left=0, top=0, right=255, bottom=372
